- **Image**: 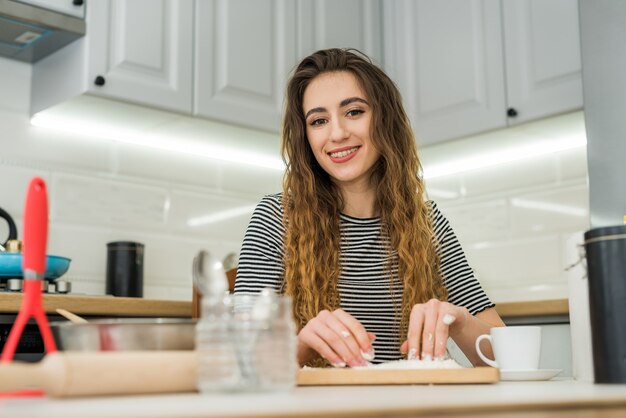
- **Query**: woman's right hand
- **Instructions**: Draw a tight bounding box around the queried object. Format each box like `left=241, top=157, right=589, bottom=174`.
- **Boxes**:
left=297, top=308, right=376, bottom=367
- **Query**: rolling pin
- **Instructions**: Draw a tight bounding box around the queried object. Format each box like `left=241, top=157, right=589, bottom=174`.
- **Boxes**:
left=0, top=351, right=197, bottom=397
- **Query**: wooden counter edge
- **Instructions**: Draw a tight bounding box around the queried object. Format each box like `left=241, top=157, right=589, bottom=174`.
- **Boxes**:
left=0, top=293, right=191, bottom=317
left=496, top=299, right=569, bottom=318
left=0, top=294, right=568, bottom=318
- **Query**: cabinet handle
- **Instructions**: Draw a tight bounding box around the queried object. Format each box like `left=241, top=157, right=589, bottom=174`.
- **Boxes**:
left=94, top=76, right=106, bottom=87
left=72, top=0, right=84, bottom=5
left=507, top=108, right=518, bottom=118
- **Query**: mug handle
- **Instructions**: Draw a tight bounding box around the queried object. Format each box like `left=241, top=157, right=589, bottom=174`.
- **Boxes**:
left=475, top=334, right=498, bottom=368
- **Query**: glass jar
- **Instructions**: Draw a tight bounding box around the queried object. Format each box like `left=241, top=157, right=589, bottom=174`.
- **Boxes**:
left=196, top=293, right=297, bottom=393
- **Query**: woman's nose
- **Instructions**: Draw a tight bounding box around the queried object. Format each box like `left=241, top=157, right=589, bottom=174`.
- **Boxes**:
left=329, top=119, right=349, bottom=141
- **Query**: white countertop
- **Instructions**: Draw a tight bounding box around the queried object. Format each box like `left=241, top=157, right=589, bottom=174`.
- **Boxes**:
left=3, top=379, right=626, bottom=418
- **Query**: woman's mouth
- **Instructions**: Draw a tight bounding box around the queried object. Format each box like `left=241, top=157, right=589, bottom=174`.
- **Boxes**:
left=328, top=146, right=360, bottom=161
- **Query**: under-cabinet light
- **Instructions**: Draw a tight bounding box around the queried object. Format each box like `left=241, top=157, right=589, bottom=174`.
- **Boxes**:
left=422, top=134, right=586, bottom=179
left=30, top=113, right=285, bottom=171
left=30, top=111, right=586, bottom=178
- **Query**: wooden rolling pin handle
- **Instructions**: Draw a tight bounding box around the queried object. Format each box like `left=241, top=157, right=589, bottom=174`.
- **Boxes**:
left=0, top=352, right=198, bottom=397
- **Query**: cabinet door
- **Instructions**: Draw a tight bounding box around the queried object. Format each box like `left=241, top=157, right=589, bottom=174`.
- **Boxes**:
left=19, top=0, right=85, bottom=18
left=383, top=0, right=507, bottom=146
left=194, top=0, right=297, bottom=132
left=296, top=0, right=383, bottom=65
left=87, top=0, right=193, bottom=113
left=502, top=0, right=582, bottom=125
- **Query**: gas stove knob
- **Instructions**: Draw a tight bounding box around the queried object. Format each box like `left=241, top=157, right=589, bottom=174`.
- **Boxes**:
left=7, top=278, right=23, bottom=292
left=54, top=280, right=72, bottom=294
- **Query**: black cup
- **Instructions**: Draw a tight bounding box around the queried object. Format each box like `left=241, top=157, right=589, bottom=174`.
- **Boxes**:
left=584, top=224, right=626, bottom=383
left=106, top=241, right=144, bottom=297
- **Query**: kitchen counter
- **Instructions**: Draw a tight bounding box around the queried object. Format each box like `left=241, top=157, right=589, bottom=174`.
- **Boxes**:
left=495, top=298, right=569, bottom=318
left=0, top=293, right=568, bottom=319
left=1, top=380, right=625, bottom=418
left=0, top=294, right=190, bottom=318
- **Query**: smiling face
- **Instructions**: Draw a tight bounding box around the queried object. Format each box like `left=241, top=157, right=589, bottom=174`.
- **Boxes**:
left=303, top=71, right=380, bottom=191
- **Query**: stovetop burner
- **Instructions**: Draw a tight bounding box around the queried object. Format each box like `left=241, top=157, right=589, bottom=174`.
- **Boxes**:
left=0, top=278, right=71, bottom=294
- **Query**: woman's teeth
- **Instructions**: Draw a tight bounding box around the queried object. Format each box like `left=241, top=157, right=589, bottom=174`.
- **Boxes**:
left=329, top=147, right=358, bottom=158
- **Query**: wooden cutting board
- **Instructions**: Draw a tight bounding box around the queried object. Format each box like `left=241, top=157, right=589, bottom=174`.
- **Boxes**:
left=297, top=366, right=499, bottom=385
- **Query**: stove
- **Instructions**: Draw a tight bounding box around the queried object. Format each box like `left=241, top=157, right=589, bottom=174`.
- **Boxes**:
left=0, top=278, right=72, bottom=294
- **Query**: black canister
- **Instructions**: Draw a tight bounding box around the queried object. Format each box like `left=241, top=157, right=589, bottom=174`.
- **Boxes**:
left=106, top=241, right=144, bottom=297
left=584, top=224, right=626, bottom=383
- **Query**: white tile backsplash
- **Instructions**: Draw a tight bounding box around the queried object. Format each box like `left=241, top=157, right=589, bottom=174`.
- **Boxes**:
left=425, top=112, right=589, bottom=304
left=0, top=101, right=589, bottom=304
left=53, top=174, right=169, bottom=228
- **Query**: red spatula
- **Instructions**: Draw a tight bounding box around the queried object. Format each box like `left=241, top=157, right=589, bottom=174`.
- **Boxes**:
left=1, top=177, right=57, bottom=363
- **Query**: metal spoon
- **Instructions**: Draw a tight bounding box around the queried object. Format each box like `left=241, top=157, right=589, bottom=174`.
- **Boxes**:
left=192, top=250, right=228, bottom=301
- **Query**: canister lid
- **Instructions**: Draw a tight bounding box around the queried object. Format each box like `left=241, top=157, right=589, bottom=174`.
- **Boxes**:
left=584, top=224, right=626, bottom=242
left=107, top=241, right=144, bottom=250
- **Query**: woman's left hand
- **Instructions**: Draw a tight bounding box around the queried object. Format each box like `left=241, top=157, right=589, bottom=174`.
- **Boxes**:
left=400, top=298, right=470, bottom=361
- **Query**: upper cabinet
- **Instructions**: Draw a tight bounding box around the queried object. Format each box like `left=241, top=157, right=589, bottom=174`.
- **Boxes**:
left=194, top=0, right=382, bottom=132
left=19, top=0, right=86, bottom=18
left=295, top=0, right=382, bottom=65
left=193, top=0, right=297, bottom=132
left=383, top=0, right=582, bottom=146
left=77, top=0, right=579, bottom=138
left=86, top=0, right=194, bottom=113
left=502, top=0, right=582, bottom=125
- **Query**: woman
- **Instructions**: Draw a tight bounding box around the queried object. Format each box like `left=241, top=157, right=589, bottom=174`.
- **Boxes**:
left=235, top=48, right=504, bottom=368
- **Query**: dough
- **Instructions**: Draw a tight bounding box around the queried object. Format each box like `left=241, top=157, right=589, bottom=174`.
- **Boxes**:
left=365, top=358, right=463, bottom=369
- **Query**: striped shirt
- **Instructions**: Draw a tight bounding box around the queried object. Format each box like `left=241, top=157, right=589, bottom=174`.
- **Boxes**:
left=235, top=193, right=495, bottom=363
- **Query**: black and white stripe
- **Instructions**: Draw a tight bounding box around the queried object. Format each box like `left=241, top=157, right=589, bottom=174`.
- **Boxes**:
left=235, top=193, right=495, bottom=363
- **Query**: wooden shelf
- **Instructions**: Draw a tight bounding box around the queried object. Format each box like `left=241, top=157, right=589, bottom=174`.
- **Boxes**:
left=0, top=294, right=569, bottom=319
left=496, top=299, right=569, bottom=318
left=0, top=293, right=191, bottom=318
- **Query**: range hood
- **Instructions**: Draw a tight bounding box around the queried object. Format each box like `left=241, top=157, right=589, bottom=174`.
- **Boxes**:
left=0, top=0, right=85, bottom=63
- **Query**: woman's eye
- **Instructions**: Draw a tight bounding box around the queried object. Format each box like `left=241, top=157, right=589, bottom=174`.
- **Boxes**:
left=346, top=109, right=364, bottom=117
left=310, top=118, right=327, bottom=126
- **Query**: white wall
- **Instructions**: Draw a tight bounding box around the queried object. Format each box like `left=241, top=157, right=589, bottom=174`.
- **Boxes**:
left=0, top=57, right=589, bottom=302
left=422, top=112, right=589, bottom=303
left=579, top=0, right=626, bottom=228
left=0, top=67, right=283, bottom=299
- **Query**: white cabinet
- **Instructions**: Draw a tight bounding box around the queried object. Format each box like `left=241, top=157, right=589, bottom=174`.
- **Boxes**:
left=18, top=0, right=85, bottom=18
left=193, top=0, right=297, bottom=132
left=383, top=0, right=506, bottom=145
left=383, top=0, right=582, bottom=146
left=502, top=0, right=582, bottom=125
left=71, top=0, right=381, bottom=132
left=194, top=0, right=382, bottom=133
left=296, top=0, right=382, bottom=66
left=86, top=0, right=194, bottom=113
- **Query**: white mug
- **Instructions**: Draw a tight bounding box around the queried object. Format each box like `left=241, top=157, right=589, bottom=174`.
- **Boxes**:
left=475, top=326, right=541, bottom=371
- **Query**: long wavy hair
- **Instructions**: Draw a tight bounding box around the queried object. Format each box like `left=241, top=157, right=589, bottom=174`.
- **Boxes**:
left=281, top=48, right=446, bottom=342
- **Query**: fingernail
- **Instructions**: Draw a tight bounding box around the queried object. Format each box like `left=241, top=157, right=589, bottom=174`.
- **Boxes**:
left=361, top=348, right=375, bottom=361
left=422, top=353, right=433, bottom=361
left=427, top=333, right=433, bottom=342
left=340, top=330, right=350, bottom=338
left=332, top=361, right=347, bottom=368
left=442, top=314, right=456, bottom=325
left=408, top=348, right=418, bottom=360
